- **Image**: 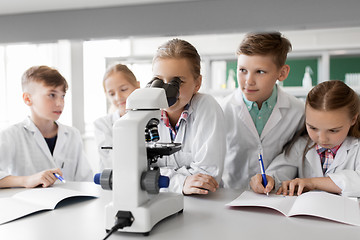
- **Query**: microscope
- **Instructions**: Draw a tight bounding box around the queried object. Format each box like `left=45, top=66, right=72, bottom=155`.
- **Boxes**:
left=94, top=78, right=184, bottom=237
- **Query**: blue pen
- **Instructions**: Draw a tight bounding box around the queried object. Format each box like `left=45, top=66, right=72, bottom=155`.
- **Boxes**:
left=258, top=153, right=269, bottom=196
left=54, top=173, right=66, bottom=183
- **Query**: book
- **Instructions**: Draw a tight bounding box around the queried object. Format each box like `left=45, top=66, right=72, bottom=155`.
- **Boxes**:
left=226, top=190, right=360, bottom=226
left=0, top=187, right=97, bottom=225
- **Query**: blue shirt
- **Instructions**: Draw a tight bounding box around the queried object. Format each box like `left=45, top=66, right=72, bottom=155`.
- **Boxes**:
left=243, top=85, right=278, bottom=135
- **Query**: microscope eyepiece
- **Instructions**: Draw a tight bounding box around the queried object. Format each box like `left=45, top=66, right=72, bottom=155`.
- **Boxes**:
left=146, top=77, right=180, bottom=107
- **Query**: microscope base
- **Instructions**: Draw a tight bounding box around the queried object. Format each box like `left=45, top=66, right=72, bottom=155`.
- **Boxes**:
left=105, top=192, right=184, bottom=234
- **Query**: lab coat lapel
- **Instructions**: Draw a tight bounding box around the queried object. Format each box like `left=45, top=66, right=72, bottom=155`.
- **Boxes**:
left=53, top=122, right=68, bottom=157
left=261, top=86, right=289, bottom=139
left=306, top=147, right=324, bottom=177
left=327, top=138, right=354, bottom=172
left=24, top=117, right=53, bottom=161
left=235, top=91, right=259, bottom=140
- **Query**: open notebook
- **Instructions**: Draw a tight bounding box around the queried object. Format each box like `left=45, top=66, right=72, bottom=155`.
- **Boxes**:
left=0, top=187, right=97, bottom=225
left=226, top=190, right=360, bottom=226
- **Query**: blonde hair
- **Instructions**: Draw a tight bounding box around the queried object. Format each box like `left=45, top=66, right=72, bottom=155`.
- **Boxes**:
left=103, top=64, right=138, bottom=91
left=236, top=32, right=292, bottom=69
left=22, top=65, right=68, bottom=92
left=153, top=38, right=201, bottom=79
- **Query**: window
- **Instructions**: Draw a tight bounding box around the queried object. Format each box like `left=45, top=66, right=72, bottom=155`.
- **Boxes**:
left=0, top=42, right=71, bottom=130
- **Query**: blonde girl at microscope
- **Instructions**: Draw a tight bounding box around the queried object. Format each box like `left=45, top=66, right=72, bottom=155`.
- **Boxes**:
left=152, top=38, right=226, bottom=195
left=94, top=64, right=140, bottom=171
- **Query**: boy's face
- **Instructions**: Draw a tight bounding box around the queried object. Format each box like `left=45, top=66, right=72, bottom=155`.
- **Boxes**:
left=24, top=81, right=65, bottom=122
left=237, top=54, right=289, bottom=108
left=152, top=58, right=201, bottom=117
left=104, top=72, right=139, bottom=117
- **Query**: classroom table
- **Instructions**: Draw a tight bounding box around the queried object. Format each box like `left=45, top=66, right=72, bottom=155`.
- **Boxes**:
left=0, top=182, right=359, bottom=240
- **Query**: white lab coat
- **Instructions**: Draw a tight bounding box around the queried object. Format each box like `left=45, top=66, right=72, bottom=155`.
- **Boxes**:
left=0, top=117, right=93, bottom=181
left=156, top=93, right=226, bottom=193
left=93, top=111, right=120, bottom=171
left=267, top=136, right=360, bottom=197
left=221, top=85, right=305, bottom=190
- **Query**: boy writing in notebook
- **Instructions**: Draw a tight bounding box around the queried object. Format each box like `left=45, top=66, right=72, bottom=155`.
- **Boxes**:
left=0, top=65, right=93, bottom=188
left=221, top=32, right=305, bottom=190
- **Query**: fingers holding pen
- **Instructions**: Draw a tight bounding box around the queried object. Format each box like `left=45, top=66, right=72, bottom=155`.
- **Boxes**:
left=250, top=174, right=274, bottom=195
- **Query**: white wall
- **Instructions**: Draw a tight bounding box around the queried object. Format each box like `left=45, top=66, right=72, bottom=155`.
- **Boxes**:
left=2, top=0, right=360, bottom=172
left=1, top=0, right=360, bottom=44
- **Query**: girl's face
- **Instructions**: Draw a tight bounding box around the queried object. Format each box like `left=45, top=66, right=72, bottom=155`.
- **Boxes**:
left=152, top=58, right=201, bottom=117
left=104, top=72, right=139, bottom=116
left=306, top=105, right=357, bottom=148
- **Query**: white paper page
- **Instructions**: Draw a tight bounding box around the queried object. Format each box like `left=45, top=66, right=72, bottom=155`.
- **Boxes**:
left=226, top=190, right=297, bottom=216
left=0, top=197, right=45, bottom=225
left=288, top=191, right=360, bottom=226
left=13, top=188, right=94, bottom=209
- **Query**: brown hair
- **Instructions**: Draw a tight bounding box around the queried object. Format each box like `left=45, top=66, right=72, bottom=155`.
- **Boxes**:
left=22, top=65, right=68, bottom=92
left=236, top=32, right=292, bottom=68
left=153, top=38, right=201, bottom=79
left=285, top=80, right=360, bottom=157
left=307, top=80, right=360, bottom=137
left=103, top=63, right=138, bottom=91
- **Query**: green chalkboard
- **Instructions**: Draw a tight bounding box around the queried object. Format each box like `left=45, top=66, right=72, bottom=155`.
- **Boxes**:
left=285, top=58, right=318, bottom=87
left=225, top=58, right=319, bottom=88
left=330, top=56, right=360, bottom=81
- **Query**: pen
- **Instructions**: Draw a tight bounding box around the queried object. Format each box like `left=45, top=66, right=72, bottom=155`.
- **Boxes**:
left=258, top=153, right=268, bottom=196
left=54, top=173, right=66, bottom=183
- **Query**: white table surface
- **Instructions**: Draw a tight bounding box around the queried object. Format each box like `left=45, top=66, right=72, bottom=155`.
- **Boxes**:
left=0, top=182, right=359, bottom=240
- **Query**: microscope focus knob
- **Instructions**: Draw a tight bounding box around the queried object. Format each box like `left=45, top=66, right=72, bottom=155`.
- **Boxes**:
left=141, top=169, right=169, bottom=194
left=158, top=175, right=170, bottom=188
left=93, top=169, right=113, bottom=190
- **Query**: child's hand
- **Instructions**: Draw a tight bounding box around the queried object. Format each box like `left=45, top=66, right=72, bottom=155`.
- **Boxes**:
left=23, top=168, right=63, bottom=188
left=250, top=174, right=274, bottom=195
left=277, top=177, right=343, bottom=196
left=277, top=178, right=314, bottom=196
left=182, top=173, right=219, bottom=195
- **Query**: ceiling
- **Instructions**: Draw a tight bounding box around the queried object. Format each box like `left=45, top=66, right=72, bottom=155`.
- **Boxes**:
left=0, top=0, right=190, bottom=15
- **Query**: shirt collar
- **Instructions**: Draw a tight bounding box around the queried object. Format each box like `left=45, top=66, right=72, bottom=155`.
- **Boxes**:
left=315, top=144, right=342, bottom=155
left=242, top=85, right=277, bottom=110
left=161, top=104, right=190, bottom=130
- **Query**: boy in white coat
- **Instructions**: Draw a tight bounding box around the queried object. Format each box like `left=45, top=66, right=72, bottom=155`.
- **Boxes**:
left=221, top=32, right=305, bottom=190
left=0, top=66, right=93, bottom=188
left=251, top=80, right=360, bottom=197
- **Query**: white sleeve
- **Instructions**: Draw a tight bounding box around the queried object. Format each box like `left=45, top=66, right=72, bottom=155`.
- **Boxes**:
left=328, top=170, right=360, bottom=197
left=266, top=139, right=304, bottom=190
left=0, top=129, right=14, bottom=180
left=93, top=117, right=113, bottom=171
left=160, top=95, right=226, bottom=193
left=160, top=167, right=188, bottom=193
left=73, top=130, right=94, bottom=182
left=188, top=99, right=225, bottom=183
